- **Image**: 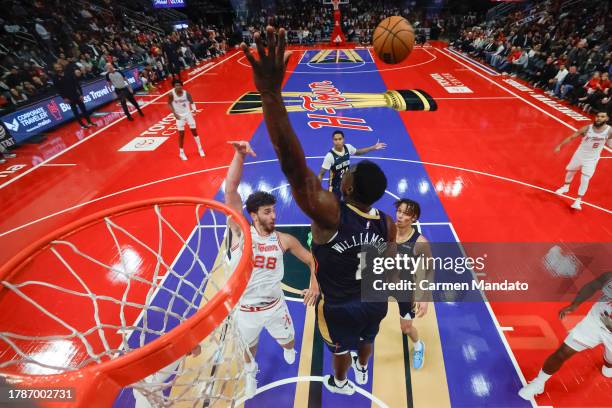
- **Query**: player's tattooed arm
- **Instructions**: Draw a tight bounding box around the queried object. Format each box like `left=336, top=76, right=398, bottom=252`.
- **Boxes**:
left=554, top=125, right=588, bottom=152
left=559, top=271, right=611, bottom=319
left=279, top=232, right=319, bottom=306
left=241, top=26, right=340, bottom=241
left=355, top=139, right=387, bottom=155
left=413, top=235, right=433, bottom=317
left=224, top=141, right=256, bottom=235
left=317, top=167, right=327, bottom=182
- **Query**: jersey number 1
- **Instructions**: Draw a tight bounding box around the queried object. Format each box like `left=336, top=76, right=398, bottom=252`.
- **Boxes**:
left=355, top=251, right=367, bottom=280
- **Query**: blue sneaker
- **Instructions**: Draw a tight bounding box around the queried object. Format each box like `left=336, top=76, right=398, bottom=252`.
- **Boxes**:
left=413, top=342, right=425, bottom=370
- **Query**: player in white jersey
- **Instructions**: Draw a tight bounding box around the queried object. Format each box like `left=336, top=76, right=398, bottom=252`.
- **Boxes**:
left=168, top=79, right=205, bottom=161
left=224, top=140, right=318, bottom=399
left=554, top=111, right=612, bottom=210
left=519, top=272, right=612, bottom=400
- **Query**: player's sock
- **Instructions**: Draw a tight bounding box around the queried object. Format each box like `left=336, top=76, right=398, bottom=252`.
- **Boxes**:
left=578, top=175, right=590, bottom=196
left=533, top=369, right=552, bottom=384
left=350, top=351, right=368, bottom=385
left=414, top=340, right=423, bottom=351
left=179, top=149, right=187, bottom=161
left=334, top=376, right=347, bottom=387
left=194, top=137, right=205, bottom=157
left=283, top=348, right=296, bottom=364
left=244, top=361, right=258, bottom=399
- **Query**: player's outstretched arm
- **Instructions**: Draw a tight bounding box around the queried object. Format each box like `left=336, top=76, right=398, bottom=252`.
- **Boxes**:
left=559, top=271, right=611, bottom=319
left=355, top=139, right=387, bottom=155
left=278, top=232, right=319, bottom=306
left=240, top=27, right=340, bottom=237
left=225, top=141, right=256, bottom=234
left=554, top=126, right=588, bottom=152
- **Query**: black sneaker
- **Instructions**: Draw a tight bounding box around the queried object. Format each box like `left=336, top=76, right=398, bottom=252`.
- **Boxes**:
left=323, top=375, right=355, bottom=396
left=79, top=122, right=89, bottom=129
left=138, top=110, right=144, bottom=117
left=127, top=116, right=134, bottom=121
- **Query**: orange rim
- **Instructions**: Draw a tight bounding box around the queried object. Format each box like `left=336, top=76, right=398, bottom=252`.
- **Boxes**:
left=0, top=197, right=253, bottom=407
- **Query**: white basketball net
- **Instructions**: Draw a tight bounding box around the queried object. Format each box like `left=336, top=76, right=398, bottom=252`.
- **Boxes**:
left=0, top=202, right=250, bottom=407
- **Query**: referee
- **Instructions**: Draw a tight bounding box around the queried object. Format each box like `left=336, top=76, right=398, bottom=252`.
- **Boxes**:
left=105, top=63, right=144, bottom=121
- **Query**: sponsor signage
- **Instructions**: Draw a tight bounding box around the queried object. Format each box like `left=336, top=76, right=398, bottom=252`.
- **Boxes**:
left=0, top=123, right=16, bottom=150
left=119, top=137, right=169, bottom=152
left=152, top=0, right=185, bottom=8
left=430, top=73, right=473, bottom=93
left=1, top=67, right=143, bottom=144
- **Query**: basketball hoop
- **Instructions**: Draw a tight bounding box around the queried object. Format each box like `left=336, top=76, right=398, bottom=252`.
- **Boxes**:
left=331, top=0, right=340, bottom=10
left=0, top=197, right=253, bottom=407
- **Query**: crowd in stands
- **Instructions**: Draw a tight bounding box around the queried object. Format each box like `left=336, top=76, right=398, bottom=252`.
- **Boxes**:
left=238, top=0, right=445, bottom=45
left=0, top=0, right=229, bottom=113
left=451, top=0, right=612, bottom=116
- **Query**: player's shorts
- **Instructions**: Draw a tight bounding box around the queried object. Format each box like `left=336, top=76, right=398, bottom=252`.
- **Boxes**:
left=316, top=297, right=388, bottom=354
left=564, top=312, right=612, bottom=362
left=175, top=112, right=196, bottom=129
left=398, top=301, right=416, bottom=320
left=235, top=297, right=294, bottom=347
left=566, top=155, right=599, bottom=177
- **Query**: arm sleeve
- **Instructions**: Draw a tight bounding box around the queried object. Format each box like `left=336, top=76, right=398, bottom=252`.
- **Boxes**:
left=346, top=144, right=357, bottom=155
left=321, top=152, right=333, bottom=170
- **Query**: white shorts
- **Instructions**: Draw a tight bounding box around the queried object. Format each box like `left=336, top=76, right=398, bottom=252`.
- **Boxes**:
left=564, top=312, right=612, bottom=362
left=566, top=155, right=599, bottom=177
left=235, top=298, right=295, bottom=347
left=175, top=112, right=196, bottom=129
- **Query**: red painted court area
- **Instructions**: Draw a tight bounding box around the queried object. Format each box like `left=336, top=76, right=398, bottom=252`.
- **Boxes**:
left=0, top=44, right=611, bottom=407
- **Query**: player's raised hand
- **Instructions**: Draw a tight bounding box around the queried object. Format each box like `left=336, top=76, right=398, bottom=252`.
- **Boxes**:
left=240, top=26, right=291, bottom=95
left=374, top=139, right=387, bottom=150
left=228, top=141, right=257, bottom=157
left=558, top=303, right=577, bottom=319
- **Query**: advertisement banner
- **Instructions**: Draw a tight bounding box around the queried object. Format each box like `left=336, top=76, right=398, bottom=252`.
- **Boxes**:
left=1, top=67, right=143, bottom=144
left=0, top=123, right=16, bottom=150
left=152, top=0, right=186, bottom=8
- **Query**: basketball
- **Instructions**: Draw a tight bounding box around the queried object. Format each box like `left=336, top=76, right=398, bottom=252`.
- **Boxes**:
left=372, top=16, right=415, bottom=64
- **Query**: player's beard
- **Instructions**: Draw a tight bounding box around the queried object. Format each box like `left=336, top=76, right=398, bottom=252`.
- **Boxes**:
left=594, top=120, right=605, bottom=128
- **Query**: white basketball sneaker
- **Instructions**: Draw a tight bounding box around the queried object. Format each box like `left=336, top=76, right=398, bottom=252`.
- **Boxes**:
left=323, top=375, right=356, bottom=396
left=283, top=348, right=296, bottom=365
left=518, top=381, right=545, bottom=400
left=350, top=351, right=368, bottom=385
left=555, top=185, right=569, bottom=195
left=198, top=148, right=205, bottom=158
left=571, top=198, right=582, bottom=210
left=603, top=365, right=612, bottom=378
left=179, top=150, right=188, bottom=161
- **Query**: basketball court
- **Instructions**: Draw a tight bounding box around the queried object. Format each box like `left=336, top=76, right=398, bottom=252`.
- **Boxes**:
left=0, top=38, right=611, bottom=407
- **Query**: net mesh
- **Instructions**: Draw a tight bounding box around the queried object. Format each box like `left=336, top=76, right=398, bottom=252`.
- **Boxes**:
left=0, top=200, right=251, bottom=407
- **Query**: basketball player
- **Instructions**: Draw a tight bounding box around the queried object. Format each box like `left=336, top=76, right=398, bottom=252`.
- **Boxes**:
left=241, top=27, right=396, bottom=395
left=394, top=198, right=432, bottom=370
left=554, top=111, right=611, bottom=210
left=317, top=131, right=387, bottom=198
left=518, top=272, right=612, bottom=400
left=224, top=140, right=318, bottom=398
left=168, top=79, right=205, bottom=161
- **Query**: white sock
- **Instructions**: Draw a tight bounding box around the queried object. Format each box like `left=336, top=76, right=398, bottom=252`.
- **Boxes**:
left=533, top=369, right=551, bottom=384
left=334, top=376, right=347, bottom=386
left=356, top=358, right=367, bottom=370
left=180, top=148, right=185, bottom=154
left=194, top=136, right=202, bottom=149
left=245, top=361, right=257, bottom=372
left=578, top=174, right=590, bottom=196
left=414, top=340, right=423, bottom=352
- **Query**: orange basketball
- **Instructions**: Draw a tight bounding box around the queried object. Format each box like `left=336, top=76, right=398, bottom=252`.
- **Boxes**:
left=372, top=16, right=415, bottom=64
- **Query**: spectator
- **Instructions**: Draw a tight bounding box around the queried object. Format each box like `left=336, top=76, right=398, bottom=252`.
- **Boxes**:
left=533, top=56, right=559, bottom=88
left=548, top=64, right=569, bottom=95
left=557, top=65, right=580, bottom=99
left=52, top=63, right=96, bottom=129
left=9, top=87, right=28, bottom=106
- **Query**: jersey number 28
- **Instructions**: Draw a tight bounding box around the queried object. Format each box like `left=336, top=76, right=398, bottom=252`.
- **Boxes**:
left=254, top=255, right=277, bottom=270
